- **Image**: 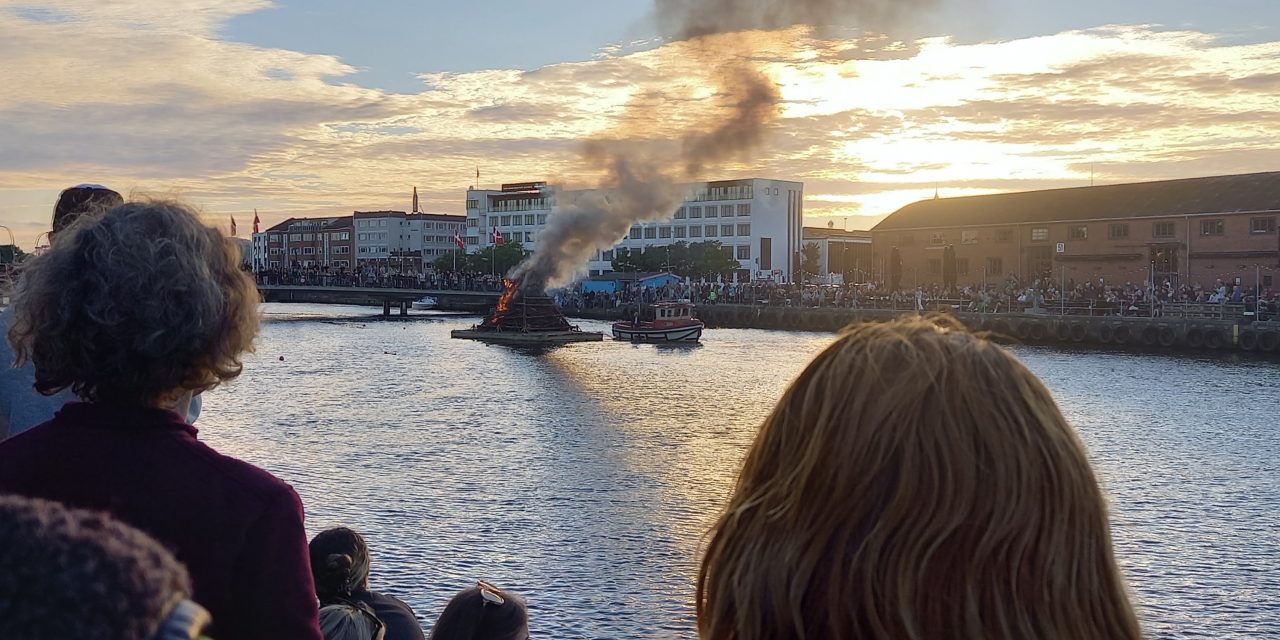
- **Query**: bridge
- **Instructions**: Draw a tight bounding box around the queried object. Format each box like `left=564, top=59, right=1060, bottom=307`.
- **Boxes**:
left=257, top=285, right=501, bottom=314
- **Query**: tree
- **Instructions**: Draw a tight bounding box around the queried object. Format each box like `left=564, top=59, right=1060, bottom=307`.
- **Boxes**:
left=432, top=242, right=526, bottom=274
left=800, top=242, right=822, bottom=280
left=431, top=249, right=467, bottom=272
left=687, top=241, right=739, bottom=279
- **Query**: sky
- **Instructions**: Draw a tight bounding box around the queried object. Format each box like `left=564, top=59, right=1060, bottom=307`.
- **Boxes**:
left=1, top=0, right=1278, bottom=248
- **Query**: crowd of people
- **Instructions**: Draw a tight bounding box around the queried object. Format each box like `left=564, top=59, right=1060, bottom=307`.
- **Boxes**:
left=255, top=263, right=1277, bottom=321
left=3, top=184, right=1148, bottom=639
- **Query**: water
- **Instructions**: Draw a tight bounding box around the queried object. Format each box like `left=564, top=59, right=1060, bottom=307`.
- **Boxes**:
left=199, top=304, right=1280, bottom=639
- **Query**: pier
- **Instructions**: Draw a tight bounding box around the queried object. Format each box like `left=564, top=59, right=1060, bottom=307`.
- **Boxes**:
left=257, top=284, right=501, bottom=315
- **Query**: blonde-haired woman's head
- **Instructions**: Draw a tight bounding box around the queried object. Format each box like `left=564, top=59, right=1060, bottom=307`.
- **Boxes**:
left=8, top=199, right=259, bottom=408
left=697, top=316, right=1140, bottom=640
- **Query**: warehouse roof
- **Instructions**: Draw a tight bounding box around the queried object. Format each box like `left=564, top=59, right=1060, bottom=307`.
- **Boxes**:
left=872, top=171, right=1280, bottom=231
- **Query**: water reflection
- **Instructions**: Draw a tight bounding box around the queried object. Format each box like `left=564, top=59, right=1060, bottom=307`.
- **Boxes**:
left=197, top=304, right=1279, bottom=639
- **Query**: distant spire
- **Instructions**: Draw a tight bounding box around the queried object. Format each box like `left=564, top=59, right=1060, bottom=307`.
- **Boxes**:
left=933, top=184, right=940, bottom=200
left=412, top=186, right=421, bottom=213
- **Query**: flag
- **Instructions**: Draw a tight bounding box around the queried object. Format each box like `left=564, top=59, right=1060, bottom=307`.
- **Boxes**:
left=230, top=216, right=237, bottom=237
left=412, top=186, right=420, bottom=213
left=454, top=229, right=465, bottom=249
left=491, top=225, right=504, bottom=246
left=253, top=209, right=260, bottom=234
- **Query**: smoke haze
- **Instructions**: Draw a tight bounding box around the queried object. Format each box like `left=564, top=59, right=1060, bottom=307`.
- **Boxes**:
left=511, top=0, right=942, bottom=291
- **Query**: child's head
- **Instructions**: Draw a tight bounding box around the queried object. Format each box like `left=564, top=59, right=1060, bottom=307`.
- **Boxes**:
left=697, top=316, right=1141, bottom=640
left=429, top=581, right=528, bottom=640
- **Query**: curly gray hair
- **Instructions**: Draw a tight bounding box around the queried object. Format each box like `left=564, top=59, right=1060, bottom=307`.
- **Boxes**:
left=7, top=199, right=259, bottom=405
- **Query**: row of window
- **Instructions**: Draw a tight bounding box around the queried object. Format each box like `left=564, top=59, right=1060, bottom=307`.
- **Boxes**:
left=355, top=219, right=463, bottom=230
left=913, top=217, right=1277, bottom=246
left=628, top=224, right=752, bottom=240
left=489, top=198, right=550, bottom=213
left=690, top=185, right=757, bottom=201
left=674, top=204, right=752, bottom=219
left=601, top=245, right=753, bottom=261
left=489, top=214, right=549, bottom=227
left=266, top=260, right=351, bottom=269
left=272, top=232, right=353, bottom=243
left=269, top=246, right=352, bottom=256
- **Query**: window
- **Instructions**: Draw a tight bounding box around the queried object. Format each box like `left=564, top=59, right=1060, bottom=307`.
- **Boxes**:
left=467, top=236, right=478, bottom=245
left=466, top=199, right=479, bottom=209
left=489, top=216, right=499, bottom=227
left=524, top=232, right=533, bottom=242
left=1031, top=227, right=1049, bottom=242
left=737, top=204, right=751, bottom=216
left=269, top=248, right=281, bottom=255
left=737, top=245, right=751, bottom=259
left=659, top=226, right=672, bottom=239
left=930, top=232, right=946, bottom=245
left=996, top=229, right=1012, bottom=243
left=956, top=258, right=969, bottom=275
left=721, top=224, right=734, bottom=236
left=722, top=205, right=734, bottom=217
left=986, top=257, right=1002, bottom=275
left=1200, top=219, right=1224, bottom=236
left=269, top=236, right=281, bottom=243
left=537, top=214, right=547, bottom=225
left=525, top=214, right=535, bottom=225
left=644, top=227, right=657, bottom=239
left=706, top=206, right=718, bottom=218
left=1251, top=217, right=1276, bottom=234
left=1108, top=224, right=1129, bottom=240
left=705, top=225, right=718, bottom=237
left=602, top=250, right=614, bottom=261
left=358, top=233, right=367, bottom=241
left=689, top=226, right=702, bottom=238
left=674, top=226, right=687, bottom=238
left=1154, top=221, right=1176, bottom=238
left=689, top=206, right=702, bottom=218
left=674, top=207, right=686, bottom=219
left=500, top=215, right=511, bottom=226
left=737, top=224, right=751, bottom=236
left=630, top=227, right=642, bottom=240
left=961, top=230, right=978, bottom=244
left=1068, top=225, right=1087, bottom=240
left=899, top=234, right=914, bottom=246
left=928, top=259, right=941, bottom=274
left=301, top=233, right=313, bottom=241
left=334, top=246, right=350, bottom=254
left=468, top=218, right=478, bottom=228
left=302, top=246, right=314, bottom=255
left=289, top=234, right=302, bottom=241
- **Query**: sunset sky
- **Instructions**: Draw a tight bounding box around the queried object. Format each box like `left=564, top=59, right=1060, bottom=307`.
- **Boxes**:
left=1, top=0, right=1278, bottom=247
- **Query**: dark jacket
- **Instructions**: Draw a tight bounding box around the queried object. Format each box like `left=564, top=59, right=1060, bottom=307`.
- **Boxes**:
left=345, top=591, right=427, bottom=640
left=0, top=402, right=323, bottom=640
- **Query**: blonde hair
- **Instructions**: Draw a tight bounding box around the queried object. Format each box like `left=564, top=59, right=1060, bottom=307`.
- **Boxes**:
left=697, top=316, right=1141, bottom=640
left=8, top=199, right=259, bottom=406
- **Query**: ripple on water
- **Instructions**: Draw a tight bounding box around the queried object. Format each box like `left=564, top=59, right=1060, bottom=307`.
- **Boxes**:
left=197, top=304, right=1280, bottom=639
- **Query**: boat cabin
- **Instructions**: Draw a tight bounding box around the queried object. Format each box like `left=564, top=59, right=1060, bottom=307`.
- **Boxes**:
left=652, top=301, right=698, bottom=328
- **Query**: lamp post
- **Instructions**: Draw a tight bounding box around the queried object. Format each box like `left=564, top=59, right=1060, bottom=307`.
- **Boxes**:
left=0, top=225, right=15, bottom=265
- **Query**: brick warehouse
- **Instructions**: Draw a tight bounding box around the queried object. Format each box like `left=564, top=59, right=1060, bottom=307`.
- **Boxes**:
left=870, top=172, right=1280, bottom=290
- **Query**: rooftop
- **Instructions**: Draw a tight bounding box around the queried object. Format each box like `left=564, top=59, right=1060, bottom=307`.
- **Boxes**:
left=872, top=171, right=1280, bottom=231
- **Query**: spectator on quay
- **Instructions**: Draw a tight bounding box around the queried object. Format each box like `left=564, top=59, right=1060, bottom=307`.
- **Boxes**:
left=696, top=316, right=1142, bottom=640
left=0, top=185, right=204, bottom=441
left=429, top=582, right=529, bottom=640
left=0, top=200, right=322, bottom=640
left=311, top=527, right=426, bottom=640
left=0, top=494, right=211, bottom=640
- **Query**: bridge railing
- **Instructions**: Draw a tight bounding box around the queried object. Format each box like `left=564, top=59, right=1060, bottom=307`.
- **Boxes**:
left=255, top=272, right=505, bottom=293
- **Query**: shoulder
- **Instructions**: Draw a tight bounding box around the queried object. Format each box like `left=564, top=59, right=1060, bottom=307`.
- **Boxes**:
left=180, top=438, right=303, bottom=513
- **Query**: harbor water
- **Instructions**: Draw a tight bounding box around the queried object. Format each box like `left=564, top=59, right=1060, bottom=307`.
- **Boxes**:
left=199, top=304, right=1280, bottom=639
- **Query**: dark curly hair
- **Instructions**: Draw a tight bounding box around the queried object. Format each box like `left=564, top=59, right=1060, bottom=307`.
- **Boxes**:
left=7, top=199, right=260, bottom=406
left=0, top=495, right=194, bottom=640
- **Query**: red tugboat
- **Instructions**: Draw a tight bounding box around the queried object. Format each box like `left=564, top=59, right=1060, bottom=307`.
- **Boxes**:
left=611, top=300, right=704, bottom=342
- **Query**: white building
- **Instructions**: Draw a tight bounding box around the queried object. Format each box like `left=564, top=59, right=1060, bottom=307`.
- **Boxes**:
left=353, top=210, right=466, bottom=270
left=465, top=178, right=805, bottom=282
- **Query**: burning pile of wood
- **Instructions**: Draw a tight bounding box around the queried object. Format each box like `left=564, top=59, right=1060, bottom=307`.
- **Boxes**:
left=477, top=278, right=574, bottom=333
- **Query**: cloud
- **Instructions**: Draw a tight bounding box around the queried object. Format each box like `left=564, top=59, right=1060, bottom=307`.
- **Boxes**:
left=0, top=3, right=1277, bottom=245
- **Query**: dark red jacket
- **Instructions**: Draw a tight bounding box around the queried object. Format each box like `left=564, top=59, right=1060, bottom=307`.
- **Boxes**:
left=0, top=402, right=323, bottom=640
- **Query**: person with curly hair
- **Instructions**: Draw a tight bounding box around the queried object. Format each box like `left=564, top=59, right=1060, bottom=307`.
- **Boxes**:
left=0, top=200, right=322, bottom=639
left=696, top=316, right=1143, bottom=640
left=0, top=494, right=211, bottom=640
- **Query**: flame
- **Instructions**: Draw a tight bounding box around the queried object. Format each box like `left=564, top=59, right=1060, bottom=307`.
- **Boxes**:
left=489, top=278, right=518, bottom=325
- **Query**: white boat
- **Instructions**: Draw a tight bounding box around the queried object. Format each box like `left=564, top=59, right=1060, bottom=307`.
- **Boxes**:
left=411, top=296, right=438, bottom=310
left=611, top=301, right=704, bottom=342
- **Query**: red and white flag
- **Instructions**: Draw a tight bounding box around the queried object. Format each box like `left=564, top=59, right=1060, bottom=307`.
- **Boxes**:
left=253, top=209, right=260, bottom=234
left=491, top=225, right=504, bottom=246
left=230, top=216, right=237, bottom=237
left=454, top=229, right=465, bottom=249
